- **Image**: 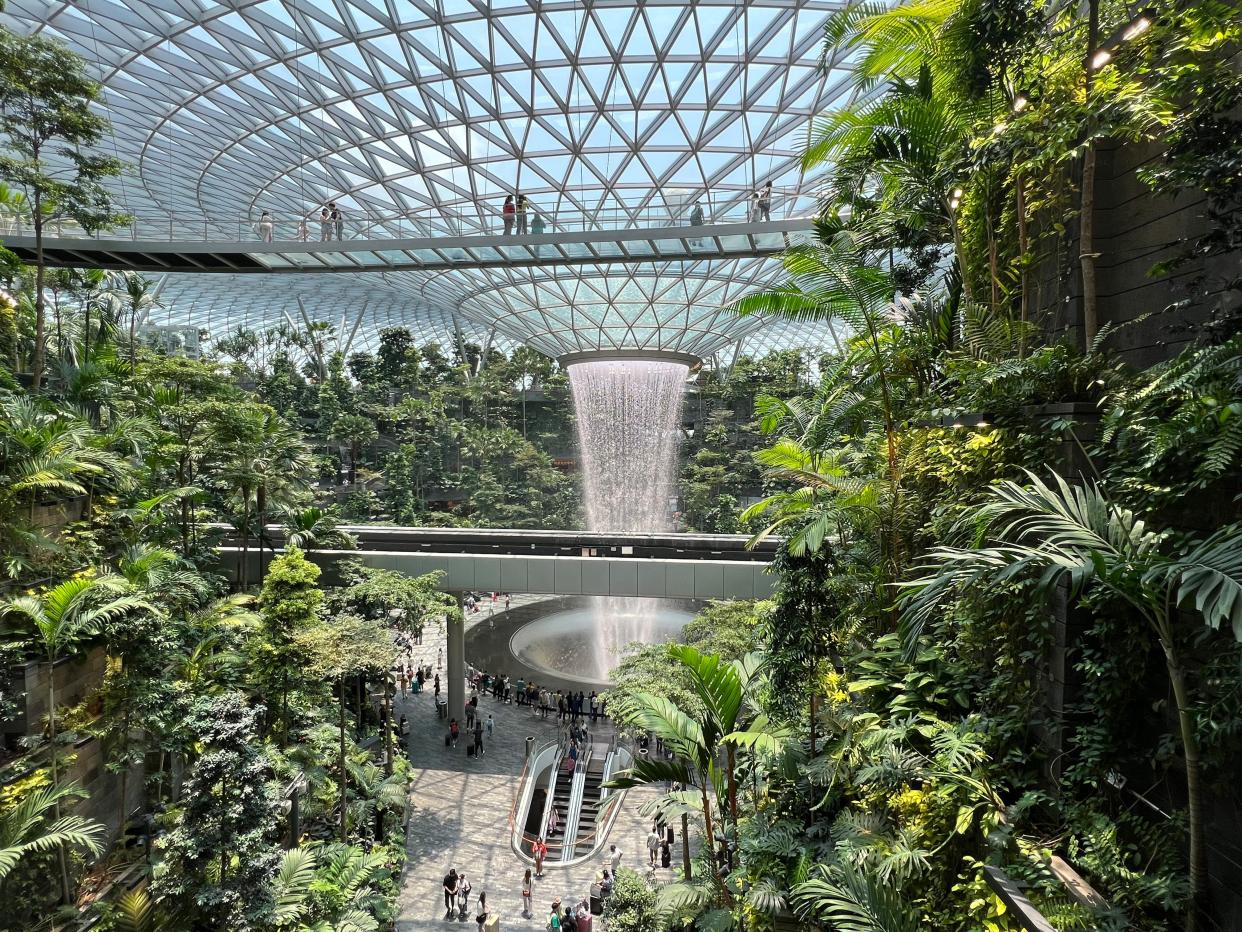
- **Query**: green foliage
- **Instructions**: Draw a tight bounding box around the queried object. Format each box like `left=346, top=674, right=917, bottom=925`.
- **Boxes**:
left=254, top=546, right=322, bottom=739
left=0, top=780, right=104, bottom=883
left=605, top=867, right=660, bottom=932
left=152, top=694, right=283, bottom=931
left=606, top=600, right=764, bottom=729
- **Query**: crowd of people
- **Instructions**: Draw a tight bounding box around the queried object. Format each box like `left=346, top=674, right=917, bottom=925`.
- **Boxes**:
left=392, top=592, right=684, bottom=929
left=467, top=667, right=609, bottom=727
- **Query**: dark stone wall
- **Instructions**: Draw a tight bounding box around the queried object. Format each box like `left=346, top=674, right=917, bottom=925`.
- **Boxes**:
left=1031, top=137, right=1240, bottom=369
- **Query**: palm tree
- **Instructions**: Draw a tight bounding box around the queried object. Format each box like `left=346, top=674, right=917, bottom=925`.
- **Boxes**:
left=0, top=395, right=131, bottom=578
left=281, top=505, right=357, bottom=552
left=101, top=271, right=163, bottom=372
left=791, top=864, right=919, bottom=932
left=215, top=405, right=313, bottom=588
left=899, top=471, right=1242, bottom=931
left=607, top=647, right=778, bottom=909
left=270, top=843, right=388, bottom=931
left=116, top=543, right=211, bottom=607
left=108, top=888, right=179, bottom=932
left=0, top=573, right=151, bottom=902
left=0, top=782, right=104, bottom=886
left=728, top=242, right=907, bottom=575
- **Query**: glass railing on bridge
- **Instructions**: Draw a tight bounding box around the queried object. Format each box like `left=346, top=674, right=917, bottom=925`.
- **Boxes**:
left=0, top=188, right=816, bottom=245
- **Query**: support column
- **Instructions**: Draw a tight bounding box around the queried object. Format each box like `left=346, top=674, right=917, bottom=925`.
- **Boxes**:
left=447, top=600, right=466, bottom=727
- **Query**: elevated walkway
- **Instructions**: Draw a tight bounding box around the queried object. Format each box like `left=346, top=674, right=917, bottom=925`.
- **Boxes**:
left=0, top=219, right=808, bottom=274
left=218, top=524, right=777, bottom=600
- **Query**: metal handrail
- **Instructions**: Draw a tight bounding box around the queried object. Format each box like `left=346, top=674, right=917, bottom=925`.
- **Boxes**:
left=0, top=188, right=816, bottom=244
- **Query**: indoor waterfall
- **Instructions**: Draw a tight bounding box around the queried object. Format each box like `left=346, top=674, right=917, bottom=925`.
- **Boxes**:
left=568, top=358, right=689, bottom=675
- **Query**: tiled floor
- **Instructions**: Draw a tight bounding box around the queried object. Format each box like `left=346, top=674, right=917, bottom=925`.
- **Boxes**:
left=393, top=596, right=681, bottom=931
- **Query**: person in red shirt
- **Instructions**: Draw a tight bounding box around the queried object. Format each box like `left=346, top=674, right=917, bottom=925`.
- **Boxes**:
left=533, top=836, right=548, bottom=878
left=502, top=195, right=515, bottom=235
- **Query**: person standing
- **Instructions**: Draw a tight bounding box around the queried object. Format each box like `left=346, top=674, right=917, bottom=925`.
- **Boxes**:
left=256, top=211, right=274, bottom=243
left=502, top=194, right=515, bottom=235
left=589, top=691, right=598, bottom=724
left=647, top=825, right=661, bottom=866
left=756, top=181, right=772, bottom=221
left=547, top=901, right=562, bottom=931
left=457, top=871, right=472, bottom=916
left=607, top=844, right=623, bottom=874
left=486, top=713, right=494, bottom=739
left=319, top=207, right=332, bottom=241
left=533, top=836, right=548, bottom=878
left=473, top=716, right=484, bottom=755
left=474, top=890, right=489, bottom=931
left=449, top=717, right=460, bottom=747
left=330, top=201, right=345, bottom=240
left=521, top=867, right=534, bottom=918
left=516, top=193, right=529, bottom=234
left=437, top=647, right=443, bottom=670
left=443, top=868, right=459, bottom=916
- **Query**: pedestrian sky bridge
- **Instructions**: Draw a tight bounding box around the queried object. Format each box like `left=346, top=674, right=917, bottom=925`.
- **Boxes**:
left=1, top=217, right=809, bottom=275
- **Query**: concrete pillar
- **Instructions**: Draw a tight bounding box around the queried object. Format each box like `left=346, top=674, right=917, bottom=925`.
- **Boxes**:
left=447, top=601, right=466, bottom=726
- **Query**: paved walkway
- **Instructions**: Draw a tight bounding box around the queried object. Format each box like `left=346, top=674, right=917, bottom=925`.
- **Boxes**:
left=394, top=595, right=680, bottom=931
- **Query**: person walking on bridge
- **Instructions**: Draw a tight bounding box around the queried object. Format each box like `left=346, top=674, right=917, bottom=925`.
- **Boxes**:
left=755, top=181, right=772, bottom=221
left=516, top=193, right=529, bottom=234
left=502, top=195, right=515, bottom=235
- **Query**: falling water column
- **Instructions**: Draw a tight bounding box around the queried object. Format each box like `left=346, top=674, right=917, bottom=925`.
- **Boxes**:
left=567, top=358, right=689, bottom=534
left=567, top=356, right=690, bottom=673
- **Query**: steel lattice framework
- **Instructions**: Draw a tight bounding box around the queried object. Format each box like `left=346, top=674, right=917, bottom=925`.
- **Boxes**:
left=2, top=0, right=859, bottom=360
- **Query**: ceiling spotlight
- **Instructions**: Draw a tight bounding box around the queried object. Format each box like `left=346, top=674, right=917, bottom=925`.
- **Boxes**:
left=952, top=188, right=963, bottom=198
left=1013, top=95, right=1029, bottom=112
left=1091, top=47, right=1113, bottom=69
left=949, top=198, right=960, bottom=210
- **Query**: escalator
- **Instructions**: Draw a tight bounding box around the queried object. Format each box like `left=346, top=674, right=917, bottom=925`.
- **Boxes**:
left=512, top=741, right=631, bottom=865
left=544, top=753, right=575, bottom=851
left=573, top=754, right=608, bottom=857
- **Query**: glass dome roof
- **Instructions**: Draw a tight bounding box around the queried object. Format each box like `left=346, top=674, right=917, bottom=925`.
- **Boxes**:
left=1, top=0, right=861, bottom=360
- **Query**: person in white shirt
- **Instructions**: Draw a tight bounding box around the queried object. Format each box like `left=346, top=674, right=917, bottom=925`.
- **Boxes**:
left=607, top=844, right=622, bottom=873
left=646, top=827, right=661, bottom=866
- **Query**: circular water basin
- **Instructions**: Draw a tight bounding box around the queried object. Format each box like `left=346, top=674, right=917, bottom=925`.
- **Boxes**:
left=508, top=600, right=694, bottom=686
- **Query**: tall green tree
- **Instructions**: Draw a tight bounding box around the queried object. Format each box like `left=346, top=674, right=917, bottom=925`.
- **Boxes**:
left=152, top=694, right=282, bottom=931
left=296, top=615, right=396, bottom=841
left=254, top=546, right=323, bottom=744
left=0, top=28, right=125, bottom=389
